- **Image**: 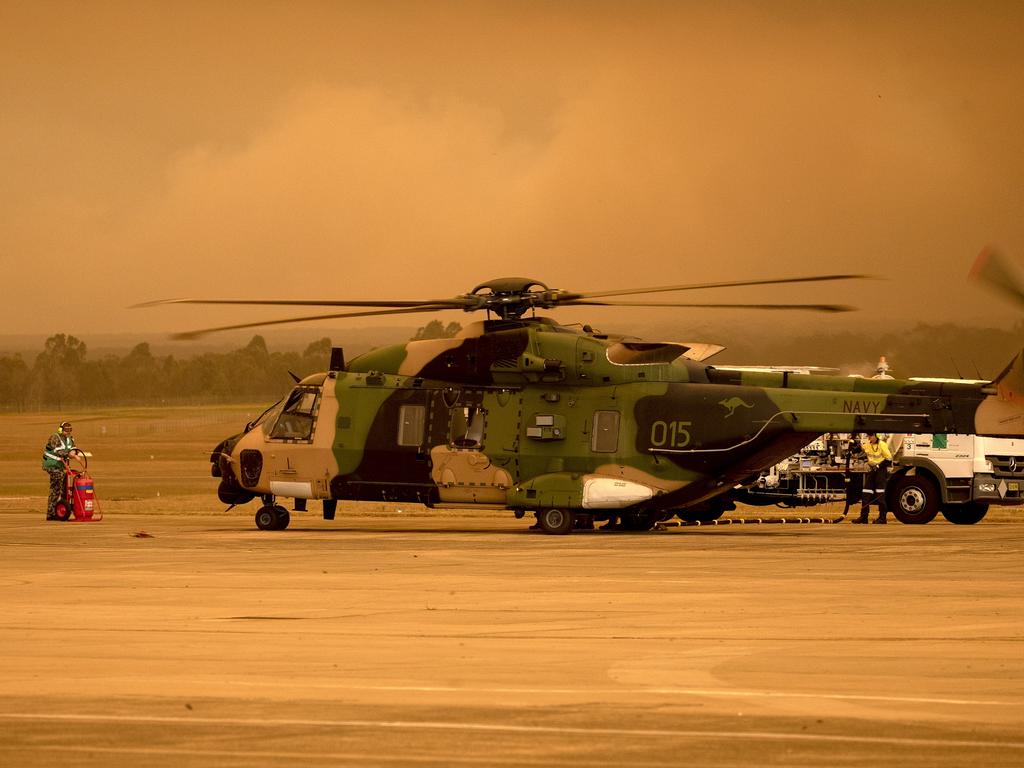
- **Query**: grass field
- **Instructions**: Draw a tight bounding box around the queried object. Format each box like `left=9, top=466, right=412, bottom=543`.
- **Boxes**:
left=1, top=407, right=1021, bottom=525
left=0, top=405, right=257, bottom=500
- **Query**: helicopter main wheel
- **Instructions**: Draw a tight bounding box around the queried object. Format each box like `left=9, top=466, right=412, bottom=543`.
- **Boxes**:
left=52, top=501, right=71, bottom=522
left=941, top=502, right=989, bottom=525
left=888, top=474, right=939, bottom=524
left=536, top=508, right=574, bottom=535
left=255, top=504, right=291, bottom=531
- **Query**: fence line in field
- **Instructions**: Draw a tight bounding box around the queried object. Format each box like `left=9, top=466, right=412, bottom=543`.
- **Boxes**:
left=67, top=409, right=259, bottom=439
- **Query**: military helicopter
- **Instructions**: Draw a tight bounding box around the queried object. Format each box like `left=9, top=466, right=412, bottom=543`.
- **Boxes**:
left=141, top=268, right=1024, bottom=533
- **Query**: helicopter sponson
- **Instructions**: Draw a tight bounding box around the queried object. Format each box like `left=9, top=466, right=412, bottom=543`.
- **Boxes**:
left=210, top=318, right=1024, bottom=533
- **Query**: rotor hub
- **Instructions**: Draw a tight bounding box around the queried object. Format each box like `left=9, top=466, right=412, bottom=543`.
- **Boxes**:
left=466, top=277, right=562, bottom=319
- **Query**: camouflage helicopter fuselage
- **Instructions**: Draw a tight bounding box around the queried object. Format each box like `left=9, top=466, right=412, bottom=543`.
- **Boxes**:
left=212, top=317, right=1024, bottom=533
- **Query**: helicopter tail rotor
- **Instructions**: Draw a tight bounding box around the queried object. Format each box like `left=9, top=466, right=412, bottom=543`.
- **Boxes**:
left=969, top=246, right=1024, bottom=309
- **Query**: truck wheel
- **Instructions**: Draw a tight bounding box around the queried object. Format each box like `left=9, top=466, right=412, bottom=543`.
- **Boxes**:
left=536, top=508, right=574, bottom=535
left=941, top=503, right=988, bottom=525
left=255, top=505, right=281, bottom=531
left=888, top=474, right=939, bottom=524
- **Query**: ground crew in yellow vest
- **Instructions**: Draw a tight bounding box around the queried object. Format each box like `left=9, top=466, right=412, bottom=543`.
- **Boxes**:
left=853, top=432, right=893, bottom=524
left=42, top=421, right=78, bottom=521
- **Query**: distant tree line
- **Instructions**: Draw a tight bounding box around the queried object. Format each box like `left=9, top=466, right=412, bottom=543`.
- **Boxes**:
left=715, top=320, right=1024, bottom=381
left=411, top=320, right=463, bottom=340
left=1, top=319, right=1018, bottom=410
left=0, top=320, right=466, bottom=412
left=0, top=334, right=336, bottom=411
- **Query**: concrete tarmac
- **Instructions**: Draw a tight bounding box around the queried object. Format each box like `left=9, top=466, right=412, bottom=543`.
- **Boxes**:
left=1, top=504, right=1022, bottom=767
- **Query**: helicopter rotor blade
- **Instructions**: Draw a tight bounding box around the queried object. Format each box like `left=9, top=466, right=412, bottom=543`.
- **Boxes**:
left=561, top=300, right=855, bottom=312
left=140, top=271, right=870, bottom=338
left=171, top=304, right=459, bottom=340
left=134, top=297, right=473, bottom=309
left=561, top=274, right=871, bottom=301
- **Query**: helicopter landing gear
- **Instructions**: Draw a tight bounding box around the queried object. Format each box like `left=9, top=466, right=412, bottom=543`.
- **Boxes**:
left=574, top=515, right=595, bottom=530
left=255, top=496, right=290, bottom=531
left=617, top=510, right=661, bottom=532
left=675, top=508, right=725, bottom=524
left=535, top=508, right=574, bottom=535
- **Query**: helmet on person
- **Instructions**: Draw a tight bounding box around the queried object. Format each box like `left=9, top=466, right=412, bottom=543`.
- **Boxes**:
left=59, top=421, right=72, bottom=433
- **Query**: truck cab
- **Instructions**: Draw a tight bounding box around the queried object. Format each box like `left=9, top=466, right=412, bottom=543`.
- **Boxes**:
left=895, top=433, right=1024, bottom=520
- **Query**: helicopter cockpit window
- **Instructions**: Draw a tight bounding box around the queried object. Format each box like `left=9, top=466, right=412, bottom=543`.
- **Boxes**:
left=449, top=405, right=485, bottom=449
left=591, top=410, right=620, bottom=453
left=268, top=388, right=319, bottom=441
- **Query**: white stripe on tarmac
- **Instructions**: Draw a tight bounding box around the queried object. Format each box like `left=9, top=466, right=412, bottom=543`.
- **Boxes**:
left=221, top=680, right=1011, bottom=708
left=0, top=746, right=621, bottom=767
left=1, top=713, right=1021, bottom=750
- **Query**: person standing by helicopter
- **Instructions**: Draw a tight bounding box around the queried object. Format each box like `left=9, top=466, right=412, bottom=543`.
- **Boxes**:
left=42, top=421, right=78, bottom=521
left=853, top=432, right=892, bottom=524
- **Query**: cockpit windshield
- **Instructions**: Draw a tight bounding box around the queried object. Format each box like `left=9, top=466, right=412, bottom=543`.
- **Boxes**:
left=247, top=398, right=284, bottom=433
left=266, top=387, right=320, bottom=440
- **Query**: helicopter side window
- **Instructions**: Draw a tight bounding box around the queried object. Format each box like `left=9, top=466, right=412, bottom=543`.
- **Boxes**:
left=450, top=405, right=485, bottom=449
left=591, top=410, right=620, bottom=453
left=397, top=405, right=426, bottom=447
left=269, top=389, right=319, bottom=440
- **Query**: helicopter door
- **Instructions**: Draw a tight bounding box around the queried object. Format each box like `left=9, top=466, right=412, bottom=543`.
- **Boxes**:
left=429, top=389, right=510, bottom=504
left=262, top=383, right=335, bottom=500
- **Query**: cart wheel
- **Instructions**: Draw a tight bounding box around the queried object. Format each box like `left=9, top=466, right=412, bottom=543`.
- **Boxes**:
left=52, top=501, right=71, bottom=522
left=255, top=505, right=280, bottom=531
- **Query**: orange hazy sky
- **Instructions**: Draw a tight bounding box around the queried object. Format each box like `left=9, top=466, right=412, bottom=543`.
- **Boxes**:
left=2, top=0, right=1023, bottom=340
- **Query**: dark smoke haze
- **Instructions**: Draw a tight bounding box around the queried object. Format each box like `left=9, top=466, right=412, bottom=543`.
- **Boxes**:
left=3, top=1, right=1023, bottom=351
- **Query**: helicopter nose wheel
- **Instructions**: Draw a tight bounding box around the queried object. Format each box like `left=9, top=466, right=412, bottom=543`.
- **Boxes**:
left=255, top=499, right=291, bottom=531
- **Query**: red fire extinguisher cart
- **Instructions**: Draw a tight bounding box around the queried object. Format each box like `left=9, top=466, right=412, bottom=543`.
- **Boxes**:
left=52, top=451, right=103, bottom=523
